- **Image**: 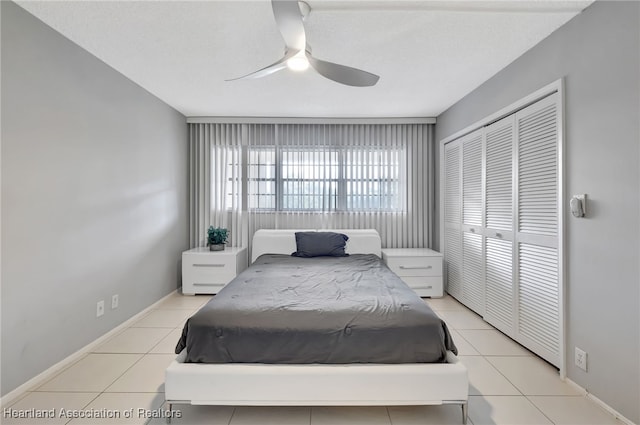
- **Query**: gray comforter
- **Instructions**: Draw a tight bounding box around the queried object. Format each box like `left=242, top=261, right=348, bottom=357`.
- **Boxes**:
left=176, top=254, right=457, bottom=364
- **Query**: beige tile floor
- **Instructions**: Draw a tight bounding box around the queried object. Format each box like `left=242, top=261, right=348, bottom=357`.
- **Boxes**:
left=2, top=293, right=624, bottom=425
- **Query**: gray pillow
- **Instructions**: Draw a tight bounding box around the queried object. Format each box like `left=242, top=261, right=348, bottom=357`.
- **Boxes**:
left=292, top=232, right=349, bottom=258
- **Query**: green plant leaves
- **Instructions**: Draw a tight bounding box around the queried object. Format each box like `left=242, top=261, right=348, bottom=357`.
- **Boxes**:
left=207, top=226, right=228, bottom=245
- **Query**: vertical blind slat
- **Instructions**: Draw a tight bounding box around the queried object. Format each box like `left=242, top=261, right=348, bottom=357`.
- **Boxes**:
left=189, top=123, right=434, bottom=253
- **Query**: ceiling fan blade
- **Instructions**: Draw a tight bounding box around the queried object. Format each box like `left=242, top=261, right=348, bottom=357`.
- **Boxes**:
left=307, top=53, right=380, bottom=87
left=226, top=49, right=299, bottom=81
left=271, top=0, right=306, bottom=51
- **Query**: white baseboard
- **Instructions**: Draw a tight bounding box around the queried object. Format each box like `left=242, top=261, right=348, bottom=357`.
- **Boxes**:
left=0, top=290, right=178, bottom=407
left=566, top=378, right=637, bottom=425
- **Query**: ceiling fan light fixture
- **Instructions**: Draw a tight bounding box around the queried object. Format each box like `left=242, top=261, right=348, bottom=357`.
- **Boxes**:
left=287, top=55, right=309, bottom=71
left=227, top=0, right=379, bottom=86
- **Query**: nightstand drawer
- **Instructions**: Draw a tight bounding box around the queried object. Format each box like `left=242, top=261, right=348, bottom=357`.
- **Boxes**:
left=401, top=276, right=443, bottom=297
left=190, top=282, right=225, bottom=292
left=386, top=257, right=442, bottom=277
left=186, top=264, right=236, bottom=285
left=401, top=276, right=442, bottom=289
left=183, top=254, right=235, bottom=268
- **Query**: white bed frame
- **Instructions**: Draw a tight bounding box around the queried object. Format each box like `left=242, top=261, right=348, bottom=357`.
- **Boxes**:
left=165, top=229, right=469, bottom=423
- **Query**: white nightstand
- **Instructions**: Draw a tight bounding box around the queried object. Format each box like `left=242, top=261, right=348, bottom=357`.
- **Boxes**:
left=182, top=247, right=248, bottom=295
left=381, top=248, right=444, bottom=298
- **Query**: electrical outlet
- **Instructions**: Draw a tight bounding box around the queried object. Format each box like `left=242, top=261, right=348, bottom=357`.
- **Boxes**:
left=575, top=347, right=587, bottom=372
left=96, top=300, right=105, bottom=317
left=111, top=294, right=119, bottom=310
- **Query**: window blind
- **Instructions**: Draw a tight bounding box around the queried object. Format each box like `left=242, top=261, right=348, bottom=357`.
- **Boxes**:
left=189, top=122, right=435, bottom=253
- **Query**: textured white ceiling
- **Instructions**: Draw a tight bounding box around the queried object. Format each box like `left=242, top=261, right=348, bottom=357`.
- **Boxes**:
left=16, top=1, right=592, bottom=118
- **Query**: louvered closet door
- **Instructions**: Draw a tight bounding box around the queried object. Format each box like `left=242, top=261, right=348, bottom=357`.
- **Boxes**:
left=484, top=116, right=515, bottom=336
left=515, top=93, right=561, bottom=367
left=443, top=141, right=463, bottom=300
left=461, top=129, right=484, bottom=315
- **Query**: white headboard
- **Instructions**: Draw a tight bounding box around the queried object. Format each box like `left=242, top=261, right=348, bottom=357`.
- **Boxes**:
left=251, top=229, right=382, bottom=263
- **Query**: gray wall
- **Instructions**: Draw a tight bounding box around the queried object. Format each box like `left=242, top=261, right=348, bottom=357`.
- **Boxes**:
left=1, top=2, right=188, bottom=395
left=435, top=2, right=639, bottom=422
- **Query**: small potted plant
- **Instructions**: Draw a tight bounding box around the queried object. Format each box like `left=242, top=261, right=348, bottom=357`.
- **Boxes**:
left=207, top=226, right=228, bottom=251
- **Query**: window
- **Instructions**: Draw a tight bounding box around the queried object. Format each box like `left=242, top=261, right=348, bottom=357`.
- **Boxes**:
left=197, top=122, right=432, bottom=249
left=247, top=148, right=276, bottom=209
left=281, top=149, right=339, bottom=210
left=344, top=148, right=402, bottom=211
left=247, top=146, right=404, bottom=212
left=220, top=146, right=242, bottom=209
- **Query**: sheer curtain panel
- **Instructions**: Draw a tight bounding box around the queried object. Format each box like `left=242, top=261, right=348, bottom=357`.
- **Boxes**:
left=189, top=124, right=244, bottom=248
left=189, top=123, right=434, bottom=253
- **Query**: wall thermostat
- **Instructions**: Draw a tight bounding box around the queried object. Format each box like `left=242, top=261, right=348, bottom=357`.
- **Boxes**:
left=570, top=194, right=587, bottom=218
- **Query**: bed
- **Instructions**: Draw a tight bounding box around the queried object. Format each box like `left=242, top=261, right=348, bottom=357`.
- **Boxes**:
left=165, top=229, right=468, bottom=423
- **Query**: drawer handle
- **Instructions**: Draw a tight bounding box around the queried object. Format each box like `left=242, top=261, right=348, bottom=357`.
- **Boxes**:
left=193, top=283, right=223, bottom=287
left=193, top=264, right=226, bottom=268
left=496, top=233, right=503, bottom=238
left=469, top=228, right=475, bottom=233
left=399, top=265, right=433, bottom=270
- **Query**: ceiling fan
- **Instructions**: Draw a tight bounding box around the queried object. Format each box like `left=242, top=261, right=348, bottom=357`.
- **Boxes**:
left=227, top=0, right=380, bottom=87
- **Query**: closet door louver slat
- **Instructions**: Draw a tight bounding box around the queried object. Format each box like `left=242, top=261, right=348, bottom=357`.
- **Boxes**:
left=483, top=115, right=515, bottom=334
left=518, top=101, right=558, bottom=238
left=485, top=238, right=514, bottom=335
left=462, top=134, right=483, bottom=227
left=486, top=116, right=514, bottom=232
left=518, top=243, right=560, bottom=364
left=461, top=130, right=484, bottom=314
left=515, top=93, right=560, bottom=367
left=445, top=227, right=463, bottom=299
left=443, top=142, right=463, bottom=300
left=445, top=144, right=461, bottom=225
left=463, top=232, right=485, bottom=314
